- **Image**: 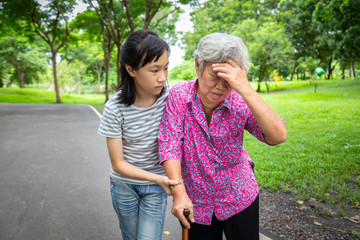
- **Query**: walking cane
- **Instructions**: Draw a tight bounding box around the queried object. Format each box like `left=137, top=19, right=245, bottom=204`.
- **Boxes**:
left=182, top=209, right=190, bottom=240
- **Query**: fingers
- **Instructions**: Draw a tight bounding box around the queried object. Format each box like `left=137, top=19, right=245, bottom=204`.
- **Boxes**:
left=157, top=176, right=180, bottom=196
left=164, top=187, right=172, bottom=196
left=171, top=195, right=194, bottom=229
left=212, top=61, right=245, bottom=74
left=172, top=206, right=194, bottom=229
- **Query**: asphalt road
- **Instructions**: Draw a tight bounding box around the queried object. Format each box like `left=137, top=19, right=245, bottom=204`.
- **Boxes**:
left=0, top=104, right=271, bottom=240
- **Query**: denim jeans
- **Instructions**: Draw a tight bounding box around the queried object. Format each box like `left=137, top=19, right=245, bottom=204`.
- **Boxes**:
left=110, top=178, right=167, bottom=240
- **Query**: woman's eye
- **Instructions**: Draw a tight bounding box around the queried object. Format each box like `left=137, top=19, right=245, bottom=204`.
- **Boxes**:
left=210, top=74, right=220, bottom=81
left=151, top=70, right=158, bottom=73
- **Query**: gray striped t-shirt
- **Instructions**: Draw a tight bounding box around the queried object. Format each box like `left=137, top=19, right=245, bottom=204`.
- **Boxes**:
left=98, top=85, right=169, bottom=185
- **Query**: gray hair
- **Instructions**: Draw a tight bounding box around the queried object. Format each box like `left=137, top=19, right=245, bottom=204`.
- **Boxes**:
left=193, top=32, right=251, bottom=75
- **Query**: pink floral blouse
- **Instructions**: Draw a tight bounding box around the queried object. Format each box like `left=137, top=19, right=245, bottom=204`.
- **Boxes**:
left=158, top=80, right=280, bottom=225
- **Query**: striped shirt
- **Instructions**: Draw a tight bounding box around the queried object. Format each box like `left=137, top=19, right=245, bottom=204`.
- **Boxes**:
left=98, top=85, right=169, bottom=185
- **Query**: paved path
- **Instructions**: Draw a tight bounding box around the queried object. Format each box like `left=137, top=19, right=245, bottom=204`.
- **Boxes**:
left=0, top=104, right=271, bottom=240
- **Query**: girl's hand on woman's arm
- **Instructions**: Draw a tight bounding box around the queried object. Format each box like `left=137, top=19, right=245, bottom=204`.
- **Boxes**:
left=106, top=137, right=178, bottom=193
left=154, top=175, right=180, bottom=196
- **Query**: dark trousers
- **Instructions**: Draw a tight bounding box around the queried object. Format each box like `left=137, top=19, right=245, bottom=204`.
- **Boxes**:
left=189, top=196, right=259, bottom=240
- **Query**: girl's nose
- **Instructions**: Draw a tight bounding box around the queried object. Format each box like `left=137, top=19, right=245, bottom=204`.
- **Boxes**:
left=158, top=71, right=167, bottom=82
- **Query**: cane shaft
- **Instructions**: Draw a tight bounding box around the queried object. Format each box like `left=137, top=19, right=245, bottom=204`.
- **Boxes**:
left=182, top=228, right=189, bottom=240
left=182, top=209, right=191, bottom=240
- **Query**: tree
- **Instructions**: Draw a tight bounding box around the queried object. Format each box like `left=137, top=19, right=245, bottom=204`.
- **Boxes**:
left=183, top=0, right=293, bottom=91
left=277, top=0, right=320, bottom=80
left=183, top=0, right=283, bottom=61
left=244, top=21, right=293, bottom=92
left=88, top=0, right=185, bottom=88
left=0, top=0, right=78, bottom=103
left=169, top=60, right=196, bottom=81
left=61, top=32, right=106, bottom=94
left=57, top=59, right=88, bottom=94
left=0, top=36, right=48, bottom=88
left=73, top=9, right=113, bottom=100
left=324, top=0, right=360, bottom=78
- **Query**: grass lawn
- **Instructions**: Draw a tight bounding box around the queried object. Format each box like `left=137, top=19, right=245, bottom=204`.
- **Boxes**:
left=1, top=79, right=359, bottom=212
left=0, top=88, right=106, bottom=105
left=243, top=79, right=360, bottom=213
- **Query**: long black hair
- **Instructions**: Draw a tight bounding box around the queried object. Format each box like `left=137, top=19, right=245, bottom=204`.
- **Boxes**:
left=117, top=30, right=170, bottom=106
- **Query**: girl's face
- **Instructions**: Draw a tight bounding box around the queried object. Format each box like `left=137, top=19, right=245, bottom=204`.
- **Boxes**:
left=127, top=51, right=169, bottom=100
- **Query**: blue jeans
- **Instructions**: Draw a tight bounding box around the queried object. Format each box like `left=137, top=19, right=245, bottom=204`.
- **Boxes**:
left=110, top=178, right=167, bottom=240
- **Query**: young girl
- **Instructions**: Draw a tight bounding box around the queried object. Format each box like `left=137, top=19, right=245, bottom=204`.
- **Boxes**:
left=98, top=30, right=177, bottom=240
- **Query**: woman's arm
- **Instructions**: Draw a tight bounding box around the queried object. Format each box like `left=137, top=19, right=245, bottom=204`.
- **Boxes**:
left=213, top=59, right=287, bottom=145
left=106, top=137, right=178, bottom=195
left=162, top=159, right=195, bottom=229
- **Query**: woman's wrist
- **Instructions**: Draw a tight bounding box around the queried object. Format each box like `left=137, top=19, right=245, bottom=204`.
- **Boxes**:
left=169, top=181, right=183, bottom=191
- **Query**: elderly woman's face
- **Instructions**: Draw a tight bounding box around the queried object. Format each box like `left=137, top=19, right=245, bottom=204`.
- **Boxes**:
left=196, top=61, right=232, bottom=110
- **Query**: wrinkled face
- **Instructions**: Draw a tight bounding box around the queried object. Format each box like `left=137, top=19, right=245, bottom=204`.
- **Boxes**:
left=196, top=60, right=232, bottom=110
left=127, top=50, right=169, bottom=98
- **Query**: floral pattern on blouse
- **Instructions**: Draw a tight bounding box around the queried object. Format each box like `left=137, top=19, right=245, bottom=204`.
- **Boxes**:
left=159, top=80, right=283, bottom=225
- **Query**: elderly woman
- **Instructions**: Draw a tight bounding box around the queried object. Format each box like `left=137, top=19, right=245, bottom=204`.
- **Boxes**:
left=158, top=33, right=287, bottom=240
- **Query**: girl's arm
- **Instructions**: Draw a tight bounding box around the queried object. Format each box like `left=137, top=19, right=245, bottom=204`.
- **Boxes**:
left=106, top=137, right=178, bottom=195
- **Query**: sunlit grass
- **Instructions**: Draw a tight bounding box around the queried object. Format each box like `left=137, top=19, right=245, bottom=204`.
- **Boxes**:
left=0, top=88, right=106, bottom=105
left=244, top=79, right=360, bottom=208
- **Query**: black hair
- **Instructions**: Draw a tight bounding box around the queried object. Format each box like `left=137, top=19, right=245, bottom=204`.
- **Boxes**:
left=117, top=30, right=170, bottom=105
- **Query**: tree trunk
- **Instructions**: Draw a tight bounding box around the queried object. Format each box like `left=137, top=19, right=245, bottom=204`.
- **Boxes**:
left=341, top=67, right=345, bottom=79
left=105, top=58, right=110, bottom=102
left=97, top=61, right=103, bottom=94
left=18, top=69, right=25, bottom=88
left=265, top=78, right=270, bottom=93
left=296, top=69, right=299, bottom=80
left=116, top=44, right=121, bottom=87
left=290, top=62, right=297, bottom=81
left=7, top=78, right=15, bottom=87
left=52, top=52, right=61, bottom=103
left=77, top=78, right=81, bottom=95
left=327, top=55, right=333, bottom=79
left=350, top=60, right=355, bottom=78
left=257, top=80, right=261, bottom=92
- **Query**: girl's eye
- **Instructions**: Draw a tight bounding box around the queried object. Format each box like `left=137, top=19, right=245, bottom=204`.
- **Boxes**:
left=151, top=70, right=158, bottom=73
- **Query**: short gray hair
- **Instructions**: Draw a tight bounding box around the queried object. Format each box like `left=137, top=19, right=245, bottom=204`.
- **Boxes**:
left=193, top=32, right=251, bottom=75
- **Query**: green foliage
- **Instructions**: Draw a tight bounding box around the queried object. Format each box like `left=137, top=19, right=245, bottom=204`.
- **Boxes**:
left=243, top=21, right=294, bottom=82
left=183, top=0, right=294, bottom=83
left=314, top=0, right=360, bottom=62
left=0, top=35, right=48, bottom=87
left=352, top=230, right=360, bottom=239
left=183, top=0, right=359, bottom=82
left=169, top=60, right=197, bottom=81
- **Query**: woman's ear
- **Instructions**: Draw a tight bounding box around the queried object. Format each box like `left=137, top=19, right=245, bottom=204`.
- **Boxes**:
left=195, top=58, right=201, bottom=76
left=125, top=64, right=136, bottom=77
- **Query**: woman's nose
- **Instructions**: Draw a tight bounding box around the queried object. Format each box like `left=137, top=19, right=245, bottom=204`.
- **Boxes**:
left=216, top=78, right=229, bottom=89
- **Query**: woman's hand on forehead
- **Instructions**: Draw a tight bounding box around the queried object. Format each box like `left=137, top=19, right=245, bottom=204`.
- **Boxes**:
left=212, top=59, right=252, bottom=94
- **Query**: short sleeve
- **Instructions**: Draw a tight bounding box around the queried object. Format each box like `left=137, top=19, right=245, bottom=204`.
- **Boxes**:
left=158, top=87, right=185, bottom=164
left=245, top=109, right=285, bottom=146
left=98, top=104, right=123, bottom=138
